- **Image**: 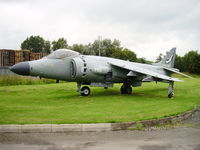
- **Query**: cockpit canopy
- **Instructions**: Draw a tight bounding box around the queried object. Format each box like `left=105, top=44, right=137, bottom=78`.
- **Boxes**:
left=46, top=49, right=80, bottom=59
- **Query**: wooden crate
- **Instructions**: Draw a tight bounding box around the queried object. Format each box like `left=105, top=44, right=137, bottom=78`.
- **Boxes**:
left=23, top=50, right=30, bottom=61
left=14, top=50, right=23, bottom=64
left=0, top=49, right=48, bottom=66
left=0, top=49, right=15, bottom=66
left=14, top=50, right=30, bottom=64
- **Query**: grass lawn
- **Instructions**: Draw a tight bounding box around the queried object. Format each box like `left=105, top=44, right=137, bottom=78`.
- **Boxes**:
left=0, top=75, right=200, bottom=124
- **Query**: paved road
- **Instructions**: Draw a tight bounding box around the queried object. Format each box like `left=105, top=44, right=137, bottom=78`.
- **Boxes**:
left=1, top=110, right=200, bottom=150
left=0, top=125, right=200, bottom=150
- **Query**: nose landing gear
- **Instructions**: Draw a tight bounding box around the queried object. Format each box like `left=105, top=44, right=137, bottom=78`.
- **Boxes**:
left=80, top=86, right=90, bottom=96
left=77, top=83, right=91, bottom=96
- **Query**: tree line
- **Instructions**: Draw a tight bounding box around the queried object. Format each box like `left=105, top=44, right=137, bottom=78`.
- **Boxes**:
left=156, top=51, right=200, bottom=74
left=174, top=51, right=200, bottom=74
left=21, top=36, right=68, bottom=53
left=21, top=35, right=150, bottom=63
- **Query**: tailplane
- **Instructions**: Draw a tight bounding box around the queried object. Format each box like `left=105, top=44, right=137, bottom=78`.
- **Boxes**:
left=155, top=47, right=176, bottom=68
left=154, top=47, right=193, bottom=78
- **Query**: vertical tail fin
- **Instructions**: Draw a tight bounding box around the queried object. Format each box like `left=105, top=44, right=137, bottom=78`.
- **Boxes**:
left=155, top=47, right=176, bottom=68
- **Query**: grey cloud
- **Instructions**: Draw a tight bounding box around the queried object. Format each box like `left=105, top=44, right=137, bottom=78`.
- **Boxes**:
left=0, top=0, right=199, bottom=60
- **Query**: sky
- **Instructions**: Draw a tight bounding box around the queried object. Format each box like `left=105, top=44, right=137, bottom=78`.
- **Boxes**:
left=0, top=0, right=200, bottom=61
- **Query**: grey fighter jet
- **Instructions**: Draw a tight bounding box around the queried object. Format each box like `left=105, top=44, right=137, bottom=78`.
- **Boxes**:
left=10, top=48, right=191, bottom=98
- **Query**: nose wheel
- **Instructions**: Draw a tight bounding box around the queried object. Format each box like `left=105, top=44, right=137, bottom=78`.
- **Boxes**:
left=77, top=83, right=91, bottom=96
left=80, top=86, right=90, bottom=96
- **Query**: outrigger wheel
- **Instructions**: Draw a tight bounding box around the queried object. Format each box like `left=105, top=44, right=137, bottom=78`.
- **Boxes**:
left=168, top=81, right=174, bottom=98
left=120, top=85, right=132, bottom=94
left=168, top=92, right=174, bottom=98
left=81, top=86, right=90, bottom=96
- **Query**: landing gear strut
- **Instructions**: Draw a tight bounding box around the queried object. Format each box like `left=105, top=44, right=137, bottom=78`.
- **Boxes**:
left=77, top=83, right=91, bottom=96
left=120, top=85, right=132, bottom=94
left=168, top=81, right=174, bottom=98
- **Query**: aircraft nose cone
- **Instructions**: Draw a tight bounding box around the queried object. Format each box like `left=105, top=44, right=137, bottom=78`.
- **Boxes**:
left=10, top=62, right=30, bottom=75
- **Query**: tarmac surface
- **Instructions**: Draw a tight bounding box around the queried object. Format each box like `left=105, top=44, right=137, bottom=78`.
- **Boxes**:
left=0, top=110, right=199, bottom=150
left=0, top=125, right=200, bottom=150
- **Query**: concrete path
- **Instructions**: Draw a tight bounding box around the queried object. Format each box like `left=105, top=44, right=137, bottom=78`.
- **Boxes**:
left=0, top=125, right=200, bottom=150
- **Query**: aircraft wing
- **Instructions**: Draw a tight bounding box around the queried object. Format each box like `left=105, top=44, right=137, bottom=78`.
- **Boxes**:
left=162, top=66, right=193, bottom=78
left=109, top=62, right=182, bottom=82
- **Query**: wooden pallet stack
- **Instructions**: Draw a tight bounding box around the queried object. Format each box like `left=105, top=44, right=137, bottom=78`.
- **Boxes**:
left=23, top=50, right=30, bottom=61
left=0, top=49, right=15, bottom=66
left=0, top=49, right=49, bottom=66
left=30, top=52, right=48, bottom=61
left=14, top=50, right=30, bottom=64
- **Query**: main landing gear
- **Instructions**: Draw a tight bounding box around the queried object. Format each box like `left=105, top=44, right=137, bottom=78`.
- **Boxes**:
left=168, top=81, right=174, bottom=98
left=120, top=84, right=132, bottom=94
left=77, top=83, right=91, bottom=96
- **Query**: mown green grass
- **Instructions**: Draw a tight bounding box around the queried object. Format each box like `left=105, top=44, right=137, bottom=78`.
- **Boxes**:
left=0, top=75, right=56, bottom=86
left=0, top=75, right=199, bottom=124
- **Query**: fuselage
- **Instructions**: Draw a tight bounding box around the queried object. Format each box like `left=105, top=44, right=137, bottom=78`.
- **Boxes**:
left=27, top=55, right=167, bottom=84
left=10, top=49, right=169, bottom=84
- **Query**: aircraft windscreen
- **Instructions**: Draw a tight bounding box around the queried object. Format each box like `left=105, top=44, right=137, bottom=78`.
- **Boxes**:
left=47, top=49, right=79, bottom=59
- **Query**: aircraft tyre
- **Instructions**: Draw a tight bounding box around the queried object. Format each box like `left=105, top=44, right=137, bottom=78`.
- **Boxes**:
left=120, top=85, right=125, bottom=94
left=120, top=85, right=132, bottom=94
left=126, top=86, right=132, bottom=94
left=168, top=92, right=174, bottom=98
left=81, top=86, right=90, bottom=96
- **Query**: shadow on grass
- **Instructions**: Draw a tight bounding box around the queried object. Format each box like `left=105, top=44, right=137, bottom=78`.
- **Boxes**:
left=92, top=87, right=167, bottom=97
left=52, top=87, right=168, bottom=100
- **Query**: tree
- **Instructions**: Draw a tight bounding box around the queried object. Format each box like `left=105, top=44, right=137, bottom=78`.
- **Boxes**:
left=69, top=43, right=95, bottom=55
left=44, top=40, right=51, bottom=53
left=137, top=57, right=151, bottom=64
left=70, top=44, right=85, bottom=53
left=91, top=39, right=105, bottom=56
left=174, top=55, right=183, bottom=71
left=52, top=38, right=68, bottom=51
left=91, top=38, right=121, bottom=57
left=82, top=43, right=95, bottom=55
left=70, top=38, right=139, bottom=62
left=21, top=35, right=47, bottom=53
left=112, top=48, right=137, bottom=62
left=182, top=51, right=200, bottom=73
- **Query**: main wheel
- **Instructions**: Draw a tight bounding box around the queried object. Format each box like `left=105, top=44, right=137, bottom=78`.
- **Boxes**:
left=81, top=86, right=90, bottom=96
left=126, top=86, right=132, bottom=94
left=120, top=85, right=132, bottom=94
left=168, top=92, right=174, bottom=98
left=121, top=85, right=126, bottom=94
